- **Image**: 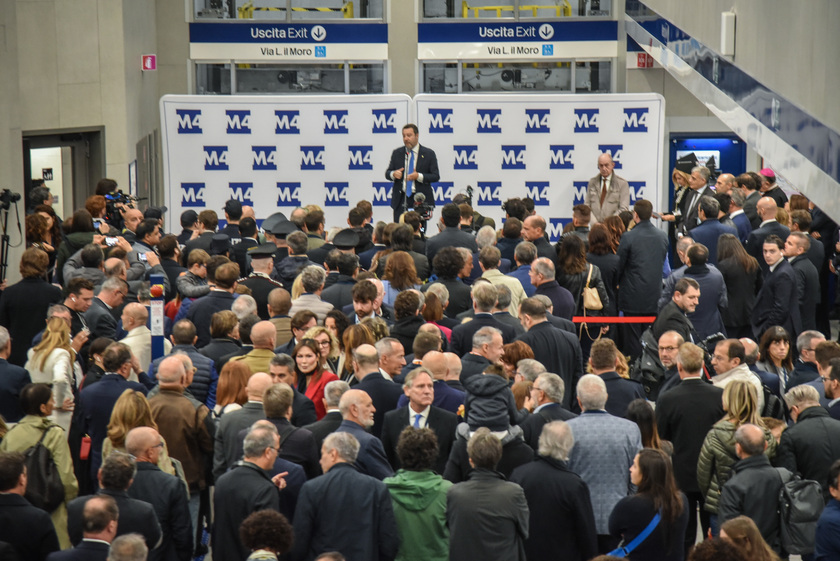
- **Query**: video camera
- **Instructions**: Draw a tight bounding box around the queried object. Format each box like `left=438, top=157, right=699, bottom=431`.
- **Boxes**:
left=411, top=193, right=435, bottom=221
left=0, top=189, right=21, bottom=211
left=103, top=191, right=146, bottom=228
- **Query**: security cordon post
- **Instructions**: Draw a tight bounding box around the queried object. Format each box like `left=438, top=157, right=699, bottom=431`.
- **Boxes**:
left=149, top=273, right=166, bottom=365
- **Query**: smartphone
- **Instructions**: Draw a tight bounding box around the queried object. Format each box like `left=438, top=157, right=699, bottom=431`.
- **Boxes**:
left=105, top=237, right=118, bottom=246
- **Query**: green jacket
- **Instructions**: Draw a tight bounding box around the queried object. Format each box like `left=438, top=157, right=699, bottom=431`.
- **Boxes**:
left=696, top=419, right=776, bottom=514
left=384, top=469, right=451, bottom=561
left=0, top=415, right=79, bottom=549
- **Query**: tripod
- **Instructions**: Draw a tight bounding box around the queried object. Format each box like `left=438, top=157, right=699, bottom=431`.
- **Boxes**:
left=0, top=203, right=11, bottom=282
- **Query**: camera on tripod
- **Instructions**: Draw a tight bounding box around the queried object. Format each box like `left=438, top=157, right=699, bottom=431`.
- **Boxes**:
left=411, top=193, right=435, bottom=221
left=0, top=189, right=21, bottom=211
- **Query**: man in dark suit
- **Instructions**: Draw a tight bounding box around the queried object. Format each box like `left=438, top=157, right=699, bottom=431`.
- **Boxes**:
left=381, top=369, right=458, bottom=474
left=752, top=235, right=801, bottom=340
left=450, top=282, right=516, bottom=357
left=395, top=350, right=464, bottom=414
left=0, top=327, right=30, bottom=423
left=516, top=298, right=584, bottom=411
left=385, top=123, right=440, bottom=222
left=652, top=277, right=700, bottom=344
left=459, top=326, right=506, bottom=383
left=186, top=262, right=239, bottom=347
left=68, top=452, right=162, bottom=550
left=425, top=203, right=478, bottom=273
left=352, top=344, right=403, bottom=439
left=237, top=244, right=283, bottom=321
left=335, top=389, right=394, bottom=480
left=586, top=152, right=630, bottom=224
left=421, top=247, right=474, bottom=318
left=519, top=372, right=577, bottom=451
left=746, top=197, right=791, bottom=269
left=212, top=372, right=272, bottom=478
left=124, top=427, right=192, bottom=561
left=729, top=189, right=753, bottom=244
left=0, top=451, right=61, bottom=560
left=689, top=196, right=737, bottom=266
left=510, top=421, right=599, bottom=561
left=302, top=379, right=349, bottom=449
left=84, top=277, right=128, bottom=341
left=588, top=339, right=645, bottom=418
left=358, top=221, right=386, bottom=271
left=48, top=495, right=117, bottom=561
left=229, top=217, right=259, bottom=277
left=679, top=166, right=714, bottom=235
left=785, top=232, right=821, bottom=332
left=213, top=425, right=284, bottom=561
left=180, top=210, right=217, bottom=266
left=268, top=354, right=317, bottom=427
left=158, top=235, right=187, bottom=303
left=656, top=341, right=724, bottom=556
left=76, top=342, right=150, bottom=485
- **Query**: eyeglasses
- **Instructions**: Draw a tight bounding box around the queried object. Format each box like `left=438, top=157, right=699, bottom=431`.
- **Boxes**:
left=316, top=340, right=331, bottom=348
left=821, top=376, right=833, bottom=383
left=151, top=442, right=165, bottom=449
left=659, top=346, right=680, bottom=352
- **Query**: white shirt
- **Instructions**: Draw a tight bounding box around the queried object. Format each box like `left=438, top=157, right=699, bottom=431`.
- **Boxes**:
left=407, top=404, right=430, bottom=428
left=378, top=368, right=394, bottom=382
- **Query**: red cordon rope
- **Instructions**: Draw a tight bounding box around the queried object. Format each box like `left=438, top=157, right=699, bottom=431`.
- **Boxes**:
left=571, top=316, right=657, bottom=324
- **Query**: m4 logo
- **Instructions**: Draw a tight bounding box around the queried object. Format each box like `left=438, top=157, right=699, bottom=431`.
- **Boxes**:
left=229, top=183, right=254, bottom=206
left=372, top=109, right=397, bottom=133
left=428, top=109, right=454, bottom=133
left=181, top=183, right=206, bottom=207
left=226, top=110, right=251, bottom=134
left=525, top=109, right=550, bottom=133
left=574, top=109, right=599, bottom=132
left=275, top=110, right=300, bottom=134
left=453, top=146, right=478, bottom=170
left=252, top=146, right=277, bottom=171
left=476, top=182, right=502, bottom=206
left=525, top=182, right=550, bottom=206
left=325, top=182, right=350, bottom=206
left=372, top=182, right=393, bottom=206
left=277, top=183, right=302, bottom=206
left=629, top=181, right=646, bottom=203
left=572, top=182, right=588, bottom=205
left=549, top=145, right=574, bottom=169
left=501, top=146, right=526, bottom=170
left=324, top=110, right=349, bottom=134
left=433, top=182, right=455, bottom=206
left=623, top=108, right=649, bottom=132
left=598, top=145, right=623, bottom=169
left=547, top=218, right=572, bottom=243
left=204, top=146, right=229, bottom=171
left=176, top=109, right=202, bottom=133
left=348, top=146, right=373, bottom=170
left=476, top=109, right=502, bottom=133
left=300, top=146, right=325, bottom=170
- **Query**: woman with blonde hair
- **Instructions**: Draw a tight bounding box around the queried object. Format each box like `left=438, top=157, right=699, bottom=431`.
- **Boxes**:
left=303, top=325, right=340, bottom=374
left=720, top=516, right=780, bottom=561
left=214, top=361, right=251, bottom=417
left=339, top=324, right=376, bottom=382
left=697, top=381, right=776, bottom=536
left=102, top=389, right=175, bottom=475
left=25, top=316, right=82, bottom=432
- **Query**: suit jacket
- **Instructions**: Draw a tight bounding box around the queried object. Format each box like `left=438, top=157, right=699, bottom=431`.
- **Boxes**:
left=681, top=186, right=714, bottom=234
left=743, top=191, right=761, bottom=228
left=128, top=462, right=192, bottom=561
left=510, top=456, right=599, bottom=561
left=84, top=297, right=119, bottom=341
left=354, top=373, right=404, bottom=439
left=397, top=379, right=465, bottom=415
left=238, top=273, right=283, bottom=320
left=161, top=259, right=187, bottom=303
left=302, top=410, right=343, bottom=449
left=181, top=232, right=214, bottom=266
left=616, top=220, right=669, bottom=314
left=320, top=276, right=356, bottom=311
left=731, top=211, right=752, bottom=244
left=515, top=322, right=584, bottom=411
left=746, top=220, right=790, bottom=270
left=213, top=461, right=281, bottom=561
left=234, top=418, right=319, bottom=479
left=789, top=254, right=820, bottom=331
left=335, top=419, right=393, bottom=480
left=0, top=277, right=63, bottom=366
left=655, top=378, right=724, bottom=493
left=751, top=258, right=801, bottom=340
left=652, top=299, right=695, bottom=344
left=186, top=291, right=236, bottom=347
left=425, top=227, right=478, bottom=274
left=230, top=237, right=258, bottom=278
left=381, top=405, right=459, bottom=474
left=587, top=173, right=630, bottom=223
left=450, top=313, right=516, bottom=357
left=520, top=403, right=577, bottom=451
left=533, top=281, right=576, bottom=320
left=689, top=219, right=738, bottom=266
left=0, top=493, right=60, bottom=561
left=422, top=277, right=473, bottom=318
left=46, top=540, right=109, bottom=561
left=290, top=387, right=317, bottom=428
left=213, top=401, right=266, bottom=479
left=68, top=490, right=162, bottom=550
left=386, top=144, right=440, bottom=213
left=600, top=371, right=646, bottom=418
left=459, top=352, right=491, bottom=384
left=0, top=358, right=31, bottom=423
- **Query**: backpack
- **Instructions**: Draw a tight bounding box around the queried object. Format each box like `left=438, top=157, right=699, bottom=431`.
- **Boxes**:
left=761, top=387, right=785, bottom=420
left=21, top=425, right=66, bottom=512
left=629, top=328, right=666, bottom=400
left=776, top=469, right=824, bottom=555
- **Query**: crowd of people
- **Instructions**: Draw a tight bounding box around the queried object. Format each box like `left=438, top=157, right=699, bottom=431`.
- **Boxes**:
left=1, top=159, right=840, bottom=561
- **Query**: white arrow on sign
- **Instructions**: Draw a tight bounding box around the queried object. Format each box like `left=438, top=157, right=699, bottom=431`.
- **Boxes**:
left=539, top=24, right=554, bottom=40
left=312, top=25, right=327, bottom=41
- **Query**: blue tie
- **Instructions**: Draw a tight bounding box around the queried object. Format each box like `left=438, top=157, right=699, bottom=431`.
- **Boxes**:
left=406, top=150, right=415, bottom=199
left=413, top=413, right=422, bottom=428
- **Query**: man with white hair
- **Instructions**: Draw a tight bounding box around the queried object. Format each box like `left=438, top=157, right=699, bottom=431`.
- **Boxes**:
left=291, top=432, right=399, bottom=561
left=511, top=421, right=598, bottom=561
left=529, top=257, right=575, bottom=320
left=518, top=372, right=576, bottom=450
left=449, top=282, right=516, bottom=357
left=0, top=325, right=30, bottom=423
left=566, top=374, right=642, bottom=553
left=288, top=265, right=334, bottom=324
left=334, top=389, right=393, bottom=480
left=107, top=535, right=149, bottom=561
left=352, top=344, right=403, bottom=438
left=586, top=153, right=630, bottom=224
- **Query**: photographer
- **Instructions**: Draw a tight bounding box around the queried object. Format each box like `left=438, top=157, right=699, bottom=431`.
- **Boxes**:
left=453, top=192, right=495, bottom=234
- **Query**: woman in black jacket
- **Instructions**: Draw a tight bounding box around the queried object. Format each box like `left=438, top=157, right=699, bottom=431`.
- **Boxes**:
left=717, top=234, right=762, bottom=338
left=610, top=448, right=689, bottom=561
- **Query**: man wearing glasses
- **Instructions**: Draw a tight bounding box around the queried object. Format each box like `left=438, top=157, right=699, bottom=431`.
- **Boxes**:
left=784, top=330, right=826, bottom=392
left=83, top=277, right=128, bottom=341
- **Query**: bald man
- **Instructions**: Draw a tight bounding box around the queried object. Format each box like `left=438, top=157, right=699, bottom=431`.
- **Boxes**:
left=125, top=427, right=192, bottom=561
left=586, top=153, right=630, bottom=223
left=148, top=356, right=215, bottom=534
left=120, top=302, right=171, bottom=377
left=121, top=208, right=144, bottom=244
left=353, top=344, right=403, bottom=438
left=444, top=351, right=466, bottom=392
left=745, top=196, right=790, bottom=269
left=229, top=321, right=276, bottom=375
left=714, top=173, right=736, bottom=195
left=213, top=372, right=273, bottom=479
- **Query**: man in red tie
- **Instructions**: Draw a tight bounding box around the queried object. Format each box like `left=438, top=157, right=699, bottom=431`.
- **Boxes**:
left=586, top=152, right=630, bottom=223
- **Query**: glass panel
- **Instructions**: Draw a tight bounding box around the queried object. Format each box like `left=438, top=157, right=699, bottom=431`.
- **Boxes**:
left=196, top=63, right=232, bottom=94
left=575, top=60, right=611, bottom=92
left=235, top=64, right=345, bottom=93
left=423, top=0, right=611, bottom=19
left=348, top=64, right=385, bottom=93
left=423, top=64, right=459, bottom=93
left=461, top=62, right=572, bottom=92
left=290, top=0, right=383, bottom=19
left=195, top=0, right=237, bottom=19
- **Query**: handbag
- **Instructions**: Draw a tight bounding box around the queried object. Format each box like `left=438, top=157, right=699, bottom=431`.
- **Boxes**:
left=579, top=265, right=604, bottom=342
left=608, top=511, right=662, bottom=557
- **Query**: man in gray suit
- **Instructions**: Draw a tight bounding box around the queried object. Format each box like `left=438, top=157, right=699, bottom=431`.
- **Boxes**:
left=586, top=153, right=630, bottom=223
left=566, top=374, right=642, bottom=553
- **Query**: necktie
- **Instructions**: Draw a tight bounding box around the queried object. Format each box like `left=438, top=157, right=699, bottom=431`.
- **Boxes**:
left=600, top=177, right=607, bottom=206
left=406, top=150, right=415, bottom=199
left=413, top=413, right=422, bottom=428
